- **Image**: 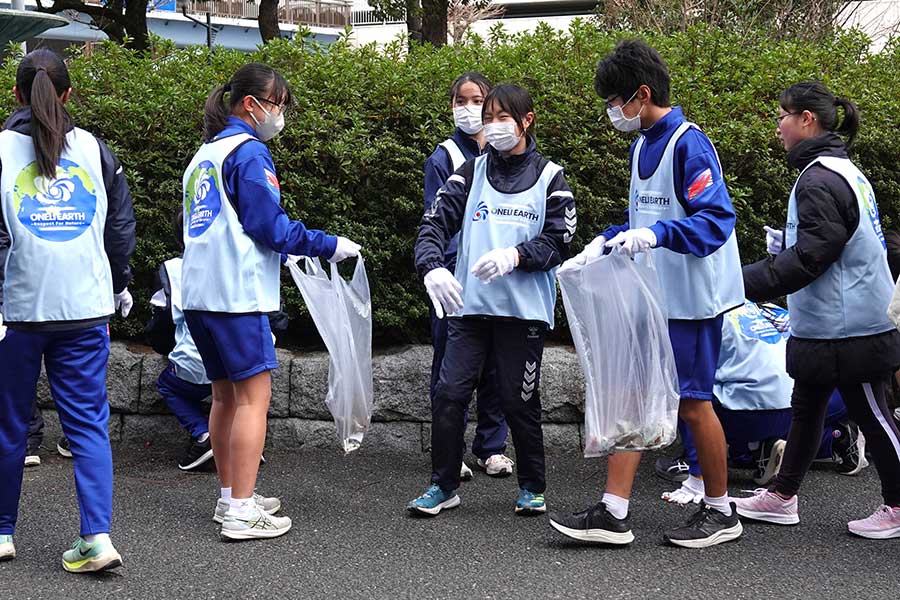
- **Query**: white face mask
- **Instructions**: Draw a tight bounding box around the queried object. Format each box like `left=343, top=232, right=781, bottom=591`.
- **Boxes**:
left=606, top=90, right=644, bottom=132
left=453, top=104, right=483, bottom=135
left=484, top=122, right=522, bottom=152
left=249, top=97, right=285, bottom=142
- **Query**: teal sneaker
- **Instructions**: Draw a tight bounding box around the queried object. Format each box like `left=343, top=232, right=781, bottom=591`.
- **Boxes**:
left=61, top=537, right=122, bottom=573
left=515, top=488, right=546, bottom=515
left=407, top=484, right=460, bottom=516
left=0, top=535, right=14, bottom=561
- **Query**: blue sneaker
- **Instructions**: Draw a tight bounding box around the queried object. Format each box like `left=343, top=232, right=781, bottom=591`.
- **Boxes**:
left=407, top=484, right=460, bottom=516
left=61, top=537, right=122, bottom=573
left=515, top=488, right=546, bottom=515
left=0, top=535, right=14, bottom=561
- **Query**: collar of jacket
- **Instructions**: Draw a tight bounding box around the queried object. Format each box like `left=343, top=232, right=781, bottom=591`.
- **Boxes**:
left=639, top=106, right=685, bottom=143
left=787, top=132, right=848, bottom=171
left=3, top=105, right=74, bottom=136
left=484, top=136, right=546, bottom=194
left=451, top=127, right=484, bottom=157
left=487, top=135, right=538, bottom=170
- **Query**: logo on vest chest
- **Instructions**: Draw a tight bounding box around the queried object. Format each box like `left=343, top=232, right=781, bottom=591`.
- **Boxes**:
left=472, top=199, right=540, bottom=225
left=632, top=189, right=671, bottom=215
left=13, top=159, right=97, bottom=242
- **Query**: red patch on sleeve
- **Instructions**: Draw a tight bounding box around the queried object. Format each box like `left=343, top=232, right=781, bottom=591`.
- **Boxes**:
left=687, top=168, right=713, bottom=201
left=264, top=168, right=280, bottom=191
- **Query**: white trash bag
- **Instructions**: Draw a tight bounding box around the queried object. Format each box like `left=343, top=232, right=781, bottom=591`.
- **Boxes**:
left=287, top=256, right=373, bottom=453
left=558, top=252, right=679, bottom=457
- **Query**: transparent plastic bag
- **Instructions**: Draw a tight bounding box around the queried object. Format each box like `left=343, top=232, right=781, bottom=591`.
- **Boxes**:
left=558, top=252, right=679, bottom=457
left=287, top=256, right=373, bottom=453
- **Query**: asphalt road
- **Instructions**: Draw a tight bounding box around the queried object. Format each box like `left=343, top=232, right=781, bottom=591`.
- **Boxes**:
left=3, top=443, right=899, bottom=600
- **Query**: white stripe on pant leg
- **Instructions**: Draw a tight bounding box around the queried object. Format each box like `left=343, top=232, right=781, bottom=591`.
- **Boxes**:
left=862, top=382, right=900, bottom=462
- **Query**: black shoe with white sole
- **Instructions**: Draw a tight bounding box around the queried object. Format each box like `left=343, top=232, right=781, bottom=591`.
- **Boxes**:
left=654, top=455, right=690, bottom=483
left=56, top=437, right=72, bottom=458
left=178, top=435, right=214, bottom=471
left=548, top=502, right=634, bottom=545
left=663, top=501, right=743, bottom=548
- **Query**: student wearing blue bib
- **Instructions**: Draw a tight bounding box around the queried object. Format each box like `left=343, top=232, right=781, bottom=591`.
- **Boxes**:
left=735, top=83, right=900, bottom=539
left=411, top=84, right=577, bottom=516
left=0, top=50, right=135, bottom=571
left=550, top=40, right=743, bottom=548
left=424, top=72, right=511, bottom=481
left=182, top=63, right=361, bottom=541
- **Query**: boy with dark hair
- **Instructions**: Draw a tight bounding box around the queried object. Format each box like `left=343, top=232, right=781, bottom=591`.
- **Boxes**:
left=550, top=39, right=744, bottom=548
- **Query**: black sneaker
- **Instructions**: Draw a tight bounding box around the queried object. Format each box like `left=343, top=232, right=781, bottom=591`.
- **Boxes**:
left=24, top=444, right=41, bottom=467
left=548, top=502, right=634, bottom=545
left=832, top=421, right=868, bottom=476
left=663, top=501, right=743, bottom=548
left=654, top=455, right=690, bottom=482
left=753, top=438, right=786, bottom=485
left=178, top=435, right=214, bottom=471
left=56, top=437, right=72, bottom=458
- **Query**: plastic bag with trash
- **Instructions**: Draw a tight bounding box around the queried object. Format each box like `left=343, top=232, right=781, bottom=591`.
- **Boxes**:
left=287, top=256, right=373, bottom=453
left=557, top=251, right=679, bottom=457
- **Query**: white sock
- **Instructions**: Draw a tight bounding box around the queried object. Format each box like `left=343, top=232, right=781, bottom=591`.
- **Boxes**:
left=704, top=493, right=732, bottom=516
left=83, top=533, right=110, bottom=545
left=220, top=487, right=232, bottom=501
left=230, top=497, right=256, bottom=518
left=197, top=432, right=210, bottom=443
left=601, top=493, right=629, bottom=520
left=684, top=475, right=705, bottom=495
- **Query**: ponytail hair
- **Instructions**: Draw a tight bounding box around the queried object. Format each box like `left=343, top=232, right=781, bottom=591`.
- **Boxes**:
left=16, top=50, right=71, bottom=180
left=203, top=62, right=292, bottom=142
left=779, top=81, right=860, bottom=147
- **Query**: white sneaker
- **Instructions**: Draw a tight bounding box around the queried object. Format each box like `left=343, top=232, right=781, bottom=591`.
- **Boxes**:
left=460, top=462, right=473, bottom=481
left=661, top=485, right=703, bottom=505
left=213, top=492, right=282, bottom=524
left=477, top=454, right=514, bottom=477
left=0, top=535, right=14, bottom=561
left=221, top=506, right=292, bottom=541
left=24, top=454, right=41, bottom=467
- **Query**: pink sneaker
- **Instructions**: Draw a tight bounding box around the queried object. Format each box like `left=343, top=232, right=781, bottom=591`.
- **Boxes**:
left=848, top=505, right=900, bottom=539
left=733, top=488, right=799, bottom=525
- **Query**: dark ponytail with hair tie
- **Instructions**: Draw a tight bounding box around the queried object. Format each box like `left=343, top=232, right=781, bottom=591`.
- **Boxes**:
left=779, top=82, right=860, bottom=147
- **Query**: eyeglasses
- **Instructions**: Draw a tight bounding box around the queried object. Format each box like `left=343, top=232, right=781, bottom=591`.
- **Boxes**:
left=605, top=89, right=639, bottom=110
left=255, top=97, right=288, bottom=114
left=775, top=112, right=801, bottom=125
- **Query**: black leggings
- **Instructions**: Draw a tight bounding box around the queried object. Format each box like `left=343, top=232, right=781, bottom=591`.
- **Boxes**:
left=774, top=377, right=900, bottom=506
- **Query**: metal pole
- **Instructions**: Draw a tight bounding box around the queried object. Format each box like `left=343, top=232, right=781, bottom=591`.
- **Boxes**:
left=206, top=11, right=212, bottom=49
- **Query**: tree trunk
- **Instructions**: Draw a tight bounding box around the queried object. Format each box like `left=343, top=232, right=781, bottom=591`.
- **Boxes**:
left=405, top=0, right=422, bottom=46
left=258, top=0, right=281, bottom=43
left=421, top=0, right=447, bottom=46
left=122, top=0, right=149, bottom=51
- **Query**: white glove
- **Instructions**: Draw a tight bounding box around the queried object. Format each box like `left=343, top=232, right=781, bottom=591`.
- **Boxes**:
left=328, top=237, right=361, bottom=263
left=561, top=235, right=607, bottom=272
left=0, top=314, right=6, bottom=342
left=114, top=288, right=133, bottom=318
left=471, top=247, right=519, bottom=284
left=764, top=226, right=784, bottom=255
left=424, top=267, right=463, bottom=319
left=604, top=228, right=657, bottom=258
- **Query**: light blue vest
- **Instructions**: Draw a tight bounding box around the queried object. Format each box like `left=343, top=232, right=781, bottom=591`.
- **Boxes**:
left=629, top=122, right=744, bottom=320
left=785, top=156, right=895, bottom=339
left=0, top=127, right=114, bottom=322
left=181, top=133, right=281, bottom=313
left=163, top=258, right=210, bottom=385
left=454, top=155, right=563, bottom=327
left=714, top=301, right=792, bottom=411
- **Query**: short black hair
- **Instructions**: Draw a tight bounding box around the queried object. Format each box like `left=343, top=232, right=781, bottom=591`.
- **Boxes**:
left=594, top=39, right=671, bottom=107
left=449, top=71, right=492, bottom=103
left=482, top=84, right=535, bottom=139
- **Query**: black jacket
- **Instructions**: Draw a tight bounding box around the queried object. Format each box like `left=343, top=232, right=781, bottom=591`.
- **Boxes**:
left=415, top=138, right=575, bottom=279
left=743, top=132, right=900, bottom=383
left=0, top=107, right=136, bottom=331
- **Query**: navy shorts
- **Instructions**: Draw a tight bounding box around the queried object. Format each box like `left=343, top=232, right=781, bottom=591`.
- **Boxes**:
left=183, top=311, right=278, bottom=382
left=669, top=315, right=723, bottom=401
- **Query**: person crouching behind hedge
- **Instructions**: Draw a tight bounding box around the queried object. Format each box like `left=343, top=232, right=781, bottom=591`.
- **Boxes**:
left=0, top=49, right=136, bottom=572
left=411, top=84, right=577, bottom=517
left=182, top=63, right=361, bottom=541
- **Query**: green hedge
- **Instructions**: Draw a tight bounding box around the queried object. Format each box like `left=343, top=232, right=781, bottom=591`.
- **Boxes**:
left=2, top=24, right=898, bottom=345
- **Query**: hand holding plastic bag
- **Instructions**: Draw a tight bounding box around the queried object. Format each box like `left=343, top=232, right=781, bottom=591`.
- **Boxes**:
left=558, top=252, right=679, bottom=456
left=287, top=255, right=373, bottom=453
